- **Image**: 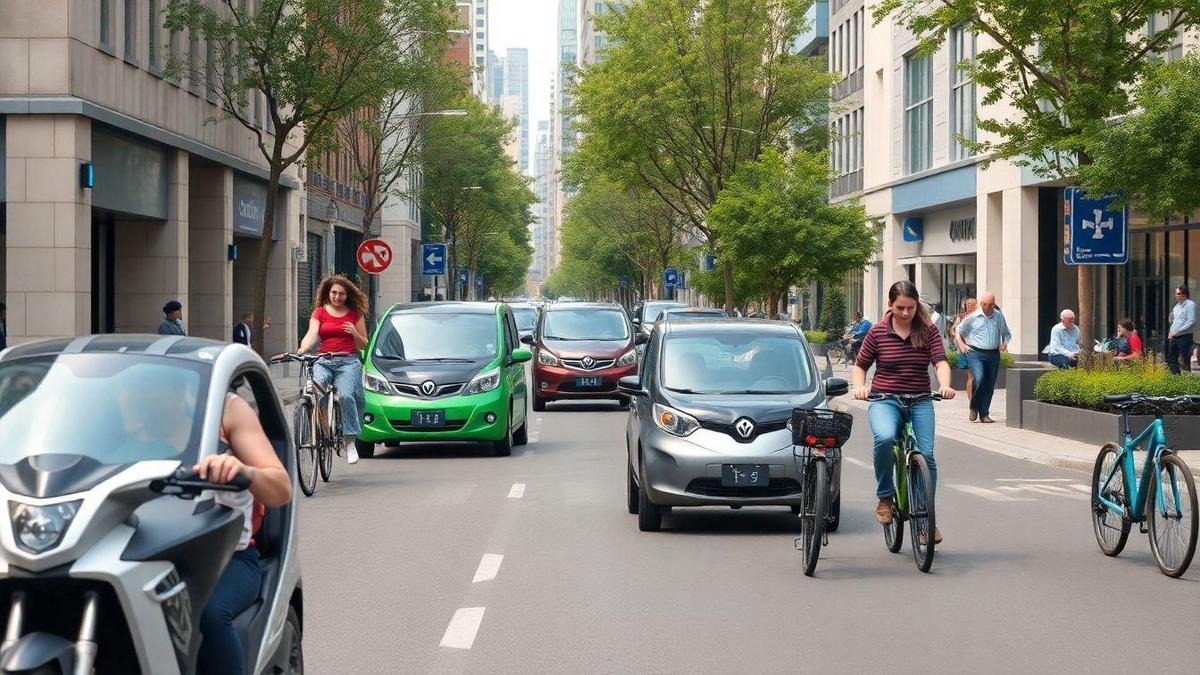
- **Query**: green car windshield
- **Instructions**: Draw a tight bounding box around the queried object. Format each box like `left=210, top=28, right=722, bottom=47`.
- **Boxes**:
left=374, top=312, right=499, bottom=362
left=0, top=354, right=208, bottom=467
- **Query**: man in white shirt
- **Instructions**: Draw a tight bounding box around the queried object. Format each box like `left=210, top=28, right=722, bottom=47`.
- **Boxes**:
left=1167, top=286, right=1196, bottom=374
left=1043, top=309, right=1081, bottom=369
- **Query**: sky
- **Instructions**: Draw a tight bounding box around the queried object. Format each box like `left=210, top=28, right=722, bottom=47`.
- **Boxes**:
left=489, top=0, right=559, bottom=150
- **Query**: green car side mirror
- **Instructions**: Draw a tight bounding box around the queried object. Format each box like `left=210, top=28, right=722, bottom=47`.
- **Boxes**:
left=510, top=348, right=533, bottom=364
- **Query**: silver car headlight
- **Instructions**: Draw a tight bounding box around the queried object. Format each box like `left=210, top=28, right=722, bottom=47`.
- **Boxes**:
left=465, top=368, right=501, bottom=395
left=537, top=350, right=559, bottom=366
left=363, top=371, right=396, bottom=395
left=652, top=404, right=700, bottom=437
left=10, top=500, right=82, bottom=554
left=616, top=349, right=638, bottom=367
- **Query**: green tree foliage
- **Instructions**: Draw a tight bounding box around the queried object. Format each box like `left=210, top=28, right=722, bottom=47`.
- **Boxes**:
left=819, top=285, right=847, bottom=333
left=707, top=149, right=877, bottom=313
left=166, top=0, right=456, bottom=353
left=1080, top=55, right=1200, bottom=217
left=460, top=165, right=536, bottom=299
left=872, top=0, right=1200, bottom=349
left=568, top=0, right=832, bottom=311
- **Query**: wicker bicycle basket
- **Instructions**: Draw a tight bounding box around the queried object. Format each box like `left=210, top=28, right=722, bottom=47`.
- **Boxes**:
left=791, top=408, right=854, bottom=448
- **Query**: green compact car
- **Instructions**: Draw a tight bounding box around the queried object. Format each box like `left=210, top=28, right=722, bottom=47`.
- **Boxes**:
left=355, top=302, right=533, bottom=458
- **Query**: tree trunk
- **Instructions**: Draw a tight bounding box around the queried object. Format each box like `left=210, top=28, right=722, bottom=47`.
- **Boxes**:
left=722, top=259, right=735, bottom=314
left=251, top=157, right=282, bottom=357
left=446, top=233, right=457, bottom=301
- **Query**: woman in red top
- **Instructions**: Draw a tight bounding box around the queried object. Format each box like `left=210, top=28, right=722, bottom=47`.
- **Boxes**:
left=1112, top=319, right=1143, bottom=363
left=852, top=281, right=956, bottom=543
left=294, top=275, right=370, bottom=463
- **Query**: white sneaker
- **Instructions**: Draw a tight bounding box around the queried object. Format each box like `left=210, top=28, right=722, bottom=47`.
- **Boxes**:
left=346, top=443, right=360, bottom=465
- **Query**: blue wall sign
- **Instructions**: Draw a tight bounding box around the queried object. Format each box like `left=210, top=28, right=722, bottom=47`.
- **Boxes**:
left=1063, top=187, right=1128, bottom=265
left=422, top=243, right=447, bottom=275
left=902, top=217, right=924, bottom=242
left=456, top=267, right=469, bottom=286
left=663, top=268, right=681, bottom=289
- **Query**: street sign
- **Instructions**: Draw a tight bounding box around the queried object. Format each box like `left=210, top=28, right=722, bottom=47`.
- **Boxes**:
left=475, top=274, right=484, bottom=290
left=421, top=243, right=447, bottom=275
left=703, top=254, right=716, bottom=271
left=663, top=268, right=680, bottom=289
left=457, top=267, right=469, bottom=286
left=619, top=276, right=629, bottom=288
left=902, top=217, right=924, bottom=242
left=1063, top=187, right=1128, bottom=265
left=356, top=239, right=393, bottom=274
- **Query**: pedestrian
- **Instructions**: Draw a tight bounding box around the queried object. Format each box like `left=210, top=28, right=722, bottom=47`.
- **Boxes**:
left=1043, top=309, right=1081, bottom=369
left=954, top=291, right=1010, bottom=423
left=949, top=297, right=978, bottom=403
left=930, top=302, right=948, bottom=352
left=232, top=312, right=270, bottom=346
left=1111, top=319, right=1143, bottom=363
left=283, top=275, right=369, bottom=464
left=159, top=300, right=186, bottom=336
left=1166, top=285, right=1196, bottom=374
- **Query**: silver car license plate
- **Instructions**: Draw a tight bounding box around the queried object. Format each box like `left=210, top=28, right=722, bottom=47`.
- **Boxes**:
left=721, top=464, right=769, bottom=487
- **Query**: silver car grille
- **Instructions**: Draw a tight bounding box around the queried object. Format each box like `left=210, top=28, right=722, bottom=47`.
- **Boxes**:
left=561, top=358, right=616, bottom=371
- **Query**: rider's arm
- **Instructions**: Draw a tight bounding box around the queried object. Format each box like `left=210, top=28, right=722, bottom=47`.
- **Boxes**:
left=352, top=317, right=369, bottom=351
left=196, top=397, right=292, bottom=507
left=928, top=324, right=956, bottom=399
left=297, top=316, right=321, bottom=354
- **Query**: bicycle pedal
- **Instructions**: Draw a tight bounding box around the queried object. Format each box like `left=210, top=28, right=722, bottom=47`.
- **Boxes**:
left=793, top=537, right=803, bottom=551
left=822, top=532, right=829, bottom=546
left=1139, top=524, right=1149, bottom=534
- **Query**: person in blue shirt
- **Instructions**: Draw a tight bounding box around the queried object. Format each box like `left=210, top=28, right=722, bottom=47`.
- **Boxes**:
left=1167, top=285, right=1196, bottom=374
left=843, top=312, right=873, bottom=360
left=1043, top=309, right=1081, bottom=369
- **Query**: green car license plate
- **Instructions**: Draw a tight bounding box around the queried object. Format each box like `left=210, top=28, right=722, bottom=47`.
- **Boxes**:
left=575, top=376, right=603, bottom=388
left=411, top=410, right=445, bottom=427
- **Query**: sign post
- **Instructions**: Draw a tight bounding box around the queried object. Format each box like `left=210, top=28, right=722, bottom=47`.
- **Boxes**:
left=356, top=239, right=393, bottom=275
left=1063, top=188, right=1129, bottom=265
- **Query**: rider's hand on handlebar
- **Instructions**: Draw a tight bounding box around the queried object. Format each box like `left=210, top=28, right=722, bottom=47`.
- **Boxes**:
left=937, top=386, right=956, bottom=400
left=194, top=453, right=253, bottom=485
left=854, top=385, right=871, bottom=401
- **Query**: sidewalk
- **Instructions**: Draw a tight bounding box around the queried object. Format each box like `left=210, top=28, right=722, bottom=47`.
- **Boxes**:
left=269, top=362, right=302, bottom=406
left=827, top=363, right=1200, bottom=478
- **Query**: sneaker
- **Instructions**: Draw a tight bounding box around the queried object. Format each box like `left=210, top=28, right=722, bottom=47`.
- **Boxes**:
left=875, top=498, right=895, bottom=525
left=980, top=415, right=995, bottom=424
left=346, top=443, right=360, bottom=465
left=969, top=410, right=978, bottom=422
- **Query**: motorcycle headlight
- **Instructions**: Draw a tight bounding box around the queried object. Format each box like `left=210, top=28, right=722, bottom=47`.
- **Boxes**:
left=9, top=500, right=82, bottom=554
left=465, top=368, right=501, bottom=395
left=616, top=349, right=638, bottom=367
left=652, top=404, right=700, bottom=437
left=537, top=350, right=559, bottom=366
left=363, top=370, right=396, bottom=395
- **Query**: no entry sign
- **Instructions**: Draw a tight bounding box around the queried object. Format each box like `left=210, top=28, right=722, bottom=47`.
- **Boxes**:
left=356, top=239, right=393, bottom=274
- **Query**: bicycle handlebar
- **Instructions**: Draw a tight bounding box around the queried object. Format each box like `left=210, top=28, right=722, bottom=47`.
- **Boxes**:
left=271, top=352, right=334, bottom=365
left=866, top=392, right=945, bottom=403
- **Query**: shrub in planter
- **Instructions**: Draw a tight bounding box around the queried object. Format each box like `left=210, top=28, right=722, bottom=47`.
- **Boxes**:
left=1033, top=361, right=1200, bottom=412
left=946, top=351, right=1015, bottom=369
left=803, top=330, right=830, bottom=344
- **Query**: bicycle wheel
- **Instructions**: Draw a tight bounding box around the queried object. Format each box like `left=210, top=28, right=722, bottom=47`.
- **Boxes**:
left=1090, top=443, right=1131, bottom=556
left=799, top=459, right=829, bottom=577
left=319, top=396, right=339, bottom=482
left=907, top=452, right=935, bottom=573
left=1148, top=453, right=1198, bottom=578
left=827, top=345, right=846, bottom=365
left=884, top=447, right=904, bottom=553
left=292, top=401, right=318, bottom=497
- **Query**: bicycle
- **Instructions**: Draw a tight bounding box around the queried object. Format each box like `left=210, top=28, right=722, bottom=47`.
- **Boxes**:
left=825, top=336, right=858, bottom=367
left=791, top=408, right=853, bottom=577
left=867, top=392, right=943, bottom=573
left=1091, top=394, right=1199, bottom=577
left=274, top=353, right=343, bottom=497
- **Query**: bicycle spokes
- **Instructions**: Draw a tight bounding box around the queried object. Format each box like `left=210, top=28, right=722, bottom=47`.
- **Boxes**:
left=1148, top=456, right=1198, bottom=577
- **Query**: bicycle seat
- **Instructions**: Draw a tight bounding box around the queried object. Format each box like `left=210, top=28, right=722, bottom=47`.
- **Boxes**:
left=1104, top=394, right=1133, bottom=404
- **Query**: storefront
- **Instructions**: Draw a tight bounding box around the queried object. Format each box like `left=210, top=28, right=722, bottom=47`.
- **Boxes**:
left=893, top=202, right=978, bottom=313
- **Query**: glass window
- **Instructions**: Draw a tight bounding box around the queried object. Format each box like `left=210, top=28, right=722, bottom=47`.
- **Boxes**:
left=124, top=0, right=137, bottom=61
left=512, top=306, right=538, bottom=331
left=543, top=310, right=630, bottom=341
left=373, top=312, right=500, bottom=362
left=100, top=0, right=113, bottom=50
left=1188, top=228, right=1200, bottom=300
left=851, top=11, right=859, bottom=71
left=904, top=52, right=933, bottom=174
left=148, top=0, right=158, bottom=71
left=950, top=24, right=976, bottom=161
left=660, top=335, right=814, bottom=395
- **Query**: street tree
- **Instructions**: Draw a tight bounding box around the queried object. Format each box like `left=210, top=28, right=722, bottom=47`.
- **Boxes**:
left=458, top=164, right=537, bottom=299
left=569, top=0, right=832, bottom=312
left=165, top=0, right=455, bottom=353
left=873, top=0, right=1200, bottom=349
left=706, top=149, right=876, bottom=313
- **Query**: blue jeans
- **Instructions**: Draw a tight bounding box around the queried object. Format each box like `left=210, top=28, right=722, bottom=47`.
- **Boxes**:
left=313, top=355, right=364, bottom=436
left=1048, top=353, right=1077, bottom=369
left=868, top=399, right=936, bottom=499
left=199, top=547, right=261, bottom=675
left=963, top=349, right=1001, bottom=417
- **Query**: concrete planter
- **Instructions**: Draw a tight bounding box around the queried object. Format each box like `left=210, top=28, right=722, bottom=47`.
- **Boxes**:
left=1021, top=400, right=1200, bottom=450
left=810, top=343, right=829, bottom=357
left=929, top=365, right=1009, bottom=391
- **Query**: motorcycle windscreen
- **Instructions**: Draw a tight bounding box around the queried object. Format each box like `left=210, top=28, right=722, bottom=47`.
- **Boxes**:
left=0, top=354, right=211, bottom=498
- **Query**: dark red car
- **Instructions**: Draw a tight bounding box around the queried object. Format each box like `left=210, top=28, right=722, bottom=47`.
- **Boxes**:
left=526, top=302, right=639, bottom=411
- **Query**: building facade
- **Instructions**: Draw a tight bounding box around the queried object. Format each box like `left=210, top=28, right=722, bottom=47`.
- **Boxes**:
left=504, top=48, right=530, bottom=173
left=0, top=0, right=303, bottom=353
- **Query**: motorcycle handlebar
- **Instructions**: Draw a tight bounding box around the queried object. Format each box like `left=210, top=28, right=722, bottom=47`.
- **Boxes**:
left=150, top=468, right=252, bottom=498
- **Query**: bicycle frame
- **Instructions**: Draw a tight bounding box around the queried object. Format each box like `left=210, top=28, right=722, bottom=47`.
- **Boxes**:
left=297, top=360, right=337, bottom=443
left=1097, top=416, right=1180, bottom=522
left=891, top=424, right=914, bottom=515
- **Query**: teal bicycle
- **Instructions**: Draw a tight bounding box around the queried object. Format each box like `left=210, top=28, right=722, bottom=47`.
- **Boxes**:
left=1092, top=394, right=1199, bottom=578
left=868, top=392, right=943, bottom=573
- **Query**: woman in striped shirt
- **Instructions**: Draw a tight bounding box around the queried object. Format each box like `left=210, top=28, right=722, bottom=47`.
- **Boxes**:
left=853, top=281, right=956, bottom=543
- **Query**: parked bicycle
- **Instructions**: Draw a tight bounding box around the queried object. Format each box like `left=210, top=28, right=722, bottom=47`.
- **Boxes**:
left=1092, top=394, right=1199, bottom=578
left=825, top=336, right=857, bottom=367
left=273, top=353, right=342, bottom=497
left=867, top=392, right=943, bottom=573
left=792, top=408, right=853, bottom=577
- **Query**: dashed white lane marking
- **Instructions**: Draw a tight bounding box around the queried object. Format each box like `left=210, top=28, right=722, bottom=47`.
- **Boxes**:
left=471, top=554, right=504, bottom=583
left=843, top=457, right=871, bottom=470
left=947, top=484, right=1037, bottom=502
left=996, top=478, right=1073, bottom=482
left=508, top=483, right=526, bottom=498
left=439, top=607, right=486, bottom=649
left=536, top=417, right=543, bottom=424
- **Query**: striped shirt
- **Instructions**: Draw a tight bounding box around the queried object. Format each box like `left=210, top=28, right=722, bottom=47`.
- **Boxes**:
left=856, top=315, right=947, bottom=394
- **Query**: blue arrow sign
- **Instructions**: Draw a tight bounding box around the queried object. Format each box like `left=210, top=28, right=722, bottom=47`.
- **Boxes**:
left=663, top=268, right=680, bottom=289
left=1064, top=188, right=1128, bottom=265
left=422, top=243, right=447, bottom=275
left=475, top=274, right=484, bottom=289
left=456, top=267, right=469, bottom=286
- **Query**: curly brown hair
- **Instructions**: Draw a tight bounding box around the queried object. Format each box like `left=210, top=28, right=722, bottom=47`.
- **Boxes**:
left=315, top=274, right=368, bottom=315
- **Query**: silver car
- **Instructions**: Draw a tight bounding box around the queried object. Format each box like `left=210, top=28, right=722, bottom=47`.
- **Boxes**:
left=619, top=320, right=848, bottom=531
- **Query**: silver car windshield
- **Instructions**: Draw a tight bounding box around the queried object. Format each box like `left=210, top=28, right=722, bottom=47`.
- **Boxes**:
left=375, top=313, right=499, bottom=361
left=0, top=355, right=208, bottom=466
left=643, top=302, right=686, bottom=323
left=661, top=335, right=813, bottom=394
left=543, top=310, right=630, bottom=341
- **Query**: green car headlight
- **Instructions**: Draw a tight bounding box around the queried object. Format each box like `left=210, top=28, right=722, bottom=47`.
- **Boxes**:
left=363, top=371, right=395, bottom=395
left=465, top=369, right=501, bottom=395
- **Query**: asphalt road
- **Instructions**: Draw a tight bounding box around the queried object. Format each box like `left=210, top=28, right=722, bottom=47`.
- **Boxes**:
left=295, top=396, right=1200, bottom=674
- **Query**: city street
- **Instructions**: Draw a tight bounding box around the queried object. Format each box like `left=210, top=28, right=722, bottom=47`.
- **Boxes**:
left=296, top=394, right=1200, bottom=674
